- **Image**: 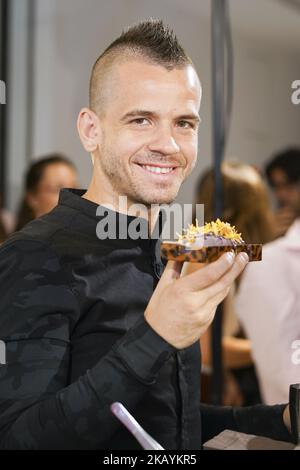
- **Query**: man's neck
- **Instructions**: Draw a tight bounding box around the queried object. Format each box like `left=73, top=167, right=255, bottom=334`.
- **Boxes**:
left=82, top=176, right=160, bottom=236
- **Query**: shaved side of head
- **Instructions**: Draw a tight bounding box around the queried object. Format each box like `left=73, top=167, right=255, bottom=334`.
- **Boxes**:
left=89, top=19, right=195, bottom=117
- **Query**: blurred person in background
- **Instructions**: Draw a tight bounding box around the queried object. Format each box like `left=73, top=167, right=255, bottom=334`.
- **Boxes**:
left=15, top=154, right=78, bottom=231
left=0, top=196, right=15, bottom=243
left=235, top=209, right=300, bottom=404
left=185, top=161, right=275, bottom=406
left=265, top=147, right=300, bottom=238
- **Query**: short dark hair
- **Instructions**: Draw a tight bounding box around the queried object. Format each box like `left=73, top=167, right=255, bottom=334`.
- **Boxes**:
left=101, top=18, right=190, bottom=67
left=89, top=19, right=193, bottom=112
left=265, top=147, right=300, bottom=185
left=24, top=154, right=75, bottom=192
left=15, top=154, right=76, bottom=231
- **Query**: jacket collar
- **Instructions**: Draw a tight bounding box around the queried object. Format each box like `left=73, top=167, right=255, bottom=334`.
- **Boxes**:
left=58, top=188, right=164, bottom=243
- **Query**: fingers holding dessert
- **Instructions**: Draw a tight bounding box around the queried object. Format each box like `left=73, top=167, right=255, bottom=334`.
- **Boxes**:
left=161, top=219, right=262, bottom=264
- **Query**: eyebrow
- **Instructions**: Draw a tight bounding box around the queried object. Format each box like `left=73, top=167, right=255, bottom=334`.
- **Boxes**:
left=120, top=109, right=201, bottom=123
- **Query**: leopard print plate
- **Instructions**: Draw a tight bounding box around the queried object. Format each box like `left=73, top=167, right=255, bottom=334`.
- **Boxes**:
left=161, top=242, right=262, bottom=263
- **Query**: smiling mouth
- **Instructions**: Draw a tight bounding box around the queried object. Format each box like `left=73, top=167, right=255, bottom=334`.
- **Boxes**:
left=135, top=164, right=177, bottom=175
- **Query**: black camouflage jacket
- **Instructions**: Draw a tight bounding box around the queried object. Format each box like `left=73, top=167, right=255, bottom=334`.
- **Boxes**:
left=0, top=189, right=292, bottom=449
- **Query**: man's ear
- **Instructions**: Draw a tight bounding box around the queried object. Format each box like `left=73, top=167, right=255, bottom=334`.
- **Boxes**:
left=77, top=107, right=101, bottom=153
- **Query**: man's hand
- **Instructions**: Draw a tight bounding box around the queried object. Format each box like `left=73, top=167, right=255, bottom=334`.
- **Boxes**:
left=144, top=252, right=249, bottom=349
left=283, top=404, right=292, bottom=434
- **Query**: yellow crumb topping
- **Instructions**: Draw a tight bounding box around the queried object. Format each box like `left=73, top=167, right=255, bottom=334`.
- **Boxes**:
left=177, top=218, right=243, bottom=244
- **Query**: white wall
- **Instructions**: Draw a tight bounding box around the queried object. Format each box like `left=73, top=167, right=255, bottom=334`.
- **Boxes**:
left=6, top=0, right=33, bottom=211
left=226, top=35, right=300, bottom=169
left=6, top=0, right=300, bottom=211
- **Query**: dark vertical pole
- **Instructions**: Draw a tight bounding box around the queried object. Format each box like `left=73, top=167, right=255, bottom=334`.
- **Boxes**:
left=211, top=0, right=226, bottom=405
left=0, top=0, right=8, bottom=206
left=26, top=0, right=35, bottom=164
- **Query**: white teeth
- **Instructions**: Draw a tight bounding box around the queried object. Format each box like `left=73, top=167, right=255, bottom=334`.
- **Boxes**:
left=141, top=165, right=174, bottom=174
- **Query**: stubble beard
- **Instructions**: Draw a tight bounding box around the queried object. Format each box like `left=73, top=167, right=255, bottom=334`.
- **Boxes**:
left=99, top=148, right=183, bottom=207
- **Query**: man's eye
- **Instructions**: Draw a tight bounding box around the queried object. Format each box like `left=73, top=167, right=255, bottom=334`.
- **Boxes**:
left=131, top=118, right=150, bottom=125
left=177, top=121, right=194, bottom=129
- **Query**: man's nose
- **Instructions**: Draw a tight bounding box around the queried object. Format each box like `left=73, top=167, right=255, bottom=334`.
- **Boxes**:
left=148, top=126, right=180, bottom=155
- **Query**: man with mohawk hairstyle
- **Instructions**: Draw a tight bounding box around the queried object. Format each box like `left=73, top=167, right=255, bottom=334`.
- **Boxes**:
left=0, top=19, right=292, bottom=449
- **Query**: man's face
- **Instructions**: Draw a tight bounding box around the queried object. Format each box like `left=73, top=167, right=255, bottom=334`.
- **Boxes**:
left=94, top=60, right=201, bottom=206
left=269, top=167, right=300, bottom=210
